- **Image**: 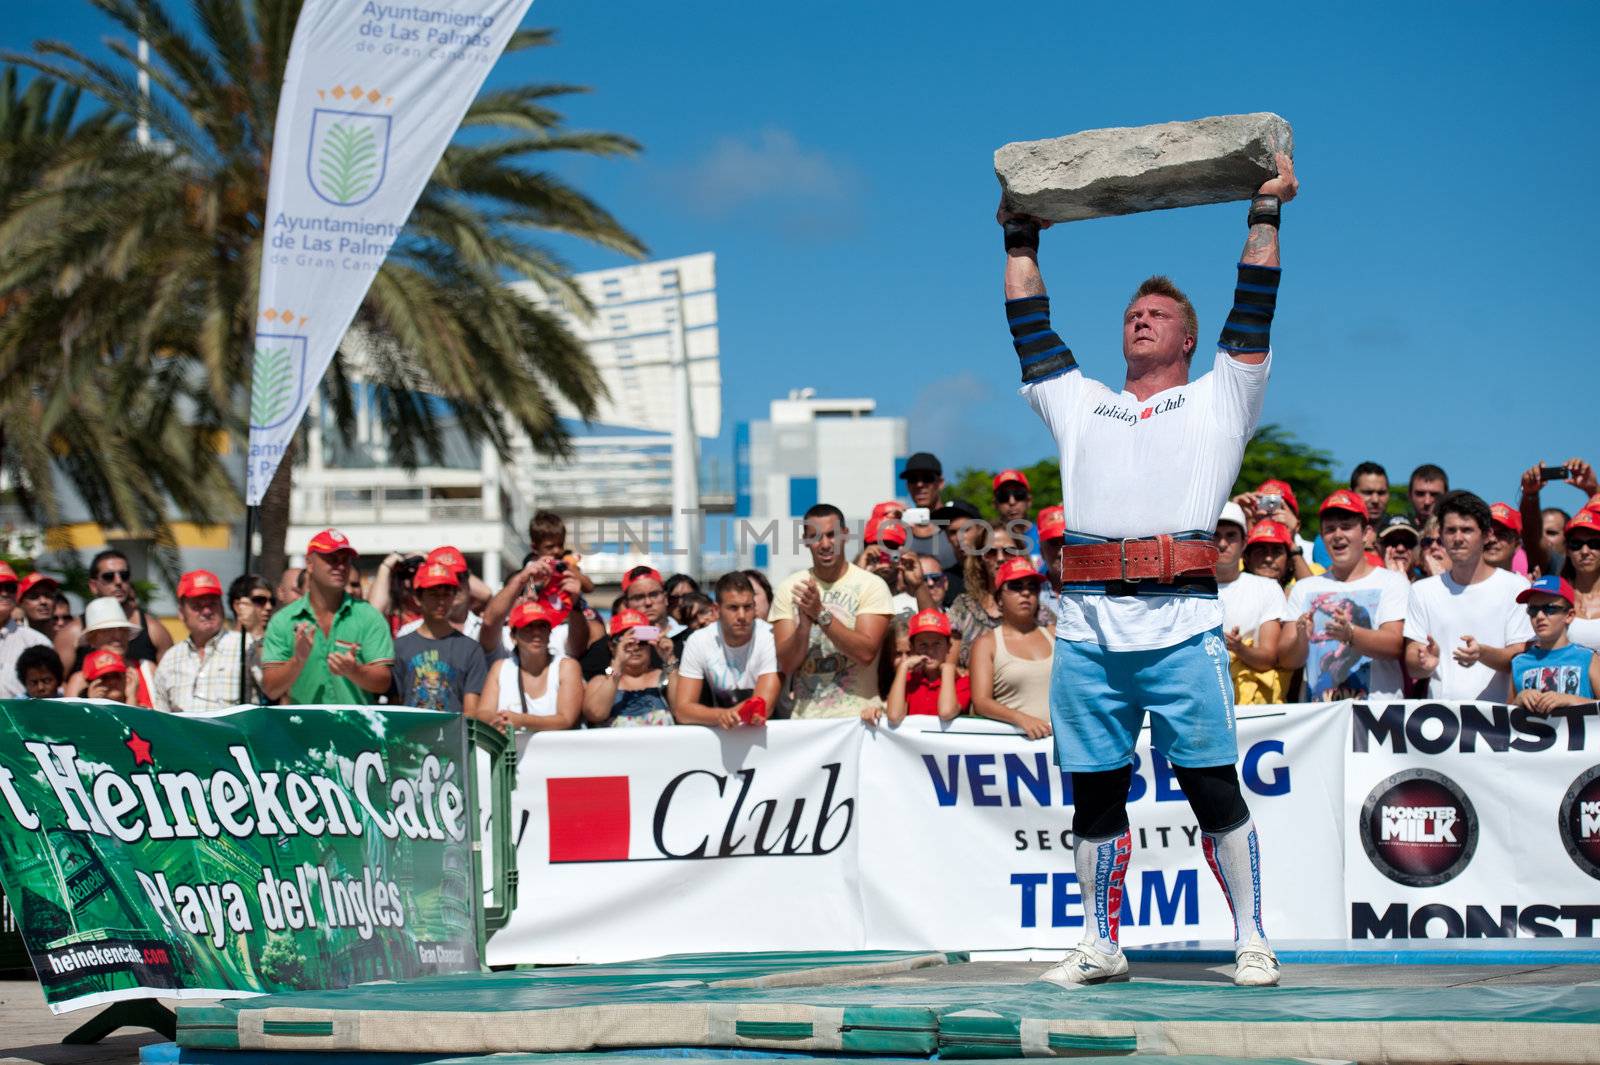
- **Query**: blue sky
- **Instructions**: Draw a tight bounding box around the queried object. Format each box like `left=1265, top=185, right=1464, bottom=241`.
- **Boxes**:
left=10, top=1, right=1600, bottom=513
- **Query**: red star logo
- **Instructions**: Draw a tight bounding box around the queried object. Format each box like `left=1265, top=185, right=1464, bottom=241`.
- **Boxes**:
left=126, top=731, right=154, bottom=766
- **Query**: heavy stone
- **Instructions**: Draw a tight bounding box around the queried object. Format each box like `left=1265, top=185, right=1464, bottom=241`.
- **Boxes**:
left=995, top=113, right=1293, bottom=223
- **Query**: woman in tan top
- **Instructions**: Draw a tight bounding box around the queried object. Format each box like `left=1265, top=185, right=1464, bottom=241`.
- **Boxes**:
left=969, top=557, right=1053, bottom=740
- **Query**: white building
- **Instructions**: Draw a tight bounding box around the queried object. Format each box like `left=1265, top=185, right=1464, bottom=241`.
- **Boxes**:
left=287, top=253, right=724, bottom=585
left=735, top=390, right=908, bottom=585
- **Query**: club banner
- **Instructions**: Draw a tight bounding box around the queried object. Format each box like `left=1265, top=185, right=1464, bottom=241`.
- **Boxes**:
left=247, top=0, right=535, bottom=503
left=488, top=720, right=864, bottom=965
left=491, top=704, right=1349, bottom=964
left=1344, top=700, right=1600, bottom=940
left=0, top=702, right=478, bottom=1014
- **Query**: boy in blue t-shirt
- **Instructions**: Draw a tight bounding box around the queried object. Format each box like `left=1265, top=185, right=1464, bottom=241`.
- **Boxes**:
left=1511, top=575, right=1600, bottom=713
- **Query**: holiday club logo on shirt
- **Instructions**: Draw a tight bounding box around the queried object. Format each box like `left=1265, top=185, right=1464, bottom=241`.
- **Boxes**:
left=1091, top=392, right=1185, bottom=426
left=306, top=86, right=394, bottom=207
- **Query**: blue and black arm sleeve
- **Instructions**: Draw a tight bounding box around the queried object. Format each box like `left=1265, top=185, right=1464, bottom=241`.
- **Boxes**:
left=1218, top=263, right=1281, bottom=355
left=1006, top=296, right=1078, bottom=384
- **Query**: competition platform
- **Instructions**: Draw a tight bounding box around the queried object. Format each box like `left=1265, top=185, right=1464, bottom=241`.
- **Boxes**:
left=143, top=941, right=1600, bottom=1065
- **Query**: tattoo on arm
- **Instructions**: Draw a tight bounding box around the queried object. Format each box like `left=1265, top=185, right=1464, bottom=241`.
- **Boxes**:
left=1241, top=223, right=1279, bottom=267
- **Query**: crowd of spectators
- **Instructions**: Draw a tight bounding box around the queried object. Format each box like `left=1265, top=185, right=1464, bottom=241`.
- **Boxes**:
left=7, top=452, right=1599, bottom=722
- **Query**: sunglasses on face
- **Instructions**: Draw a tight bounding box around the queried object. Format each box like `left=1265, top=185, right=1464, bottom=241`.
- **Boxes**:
left=246, top=595, right=274, bottom=607
left=1002, top=579, right=1037, bottom=594
left=904, top=474, right=938, bottom=486
left=0, top=584, right=15, bottom=598
left=994, top=489, right=1029, bottom=504
left=1526, top=603, right=1570, bottom=618
left=96, top=569, right=131, bottom=583
left=1382, top=537, right=1418, bottom=551
left=1570, top=537, right=1600, bottom=553
left=924, top=573, right=947, bottom=585
left=628, top=589, right=666, bottom=604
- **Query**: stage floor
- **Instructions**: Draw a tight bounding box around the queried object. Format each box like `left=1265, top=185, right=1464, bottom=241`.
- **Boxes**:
left=7, top=946, right=1600, bottom=1065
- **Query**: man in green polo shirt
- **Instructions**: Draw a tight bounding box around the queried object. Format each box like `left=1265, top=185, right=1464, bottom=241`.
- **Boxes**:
left=261, top=528, right=394, bottom=704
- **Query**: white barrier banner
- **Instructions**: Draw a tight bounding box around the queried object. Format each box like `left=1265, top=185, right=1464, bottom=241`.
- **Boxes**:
left=247, top=0, right=535, bottom=503
left=490, top=704, right=1346, bottom=963
left=1344, top=700, right=1600, bottom=940
left=858, top=705, right=1348, bottom=950
left=488, top=721, right=865, bottom=965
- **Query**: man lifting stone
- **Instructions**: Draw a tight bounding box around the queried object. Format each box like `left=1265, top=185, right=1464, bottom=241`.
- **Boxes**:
left=999, top=150, right=1298, bottom=988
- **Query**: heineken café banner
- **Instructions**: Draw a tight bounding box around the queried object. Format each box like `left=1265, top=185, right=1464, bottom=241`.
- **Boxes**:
left=0, top=702, right=478, bottom=1013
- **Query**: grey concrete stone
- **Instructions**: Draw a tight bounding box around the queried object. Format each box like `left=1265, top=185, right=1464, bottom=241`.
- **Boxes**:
left=995, top=113, right=1293, bottom=222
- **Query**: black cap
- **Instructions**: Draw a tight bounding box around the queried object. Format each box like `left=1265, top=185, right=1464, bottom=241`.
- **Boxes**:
left=900, top=452, right=942, bottom=479
left=932, top=499, right=980, bottom=521
left=1376, top=514, right=1420, bottom=541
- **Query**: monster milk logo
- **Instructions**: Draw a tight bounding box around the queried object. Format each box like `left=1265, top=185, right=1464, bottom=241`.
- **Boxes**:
left=251, top=309, right=310, bottom=432
left=306, top=85, right=393, bottom=207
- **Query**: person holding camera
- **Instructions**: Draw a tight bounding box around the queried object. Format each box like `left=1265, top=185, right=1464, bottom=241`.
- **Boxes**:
left=582, top=609, right=676, bottom=727
left=1519, top=459, right=1600, bottom=590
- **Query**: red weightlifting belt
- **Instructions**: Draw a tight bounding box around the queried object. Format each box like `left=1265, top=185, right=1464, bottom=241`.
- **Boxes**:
left=1059, top=535, right=1220, bottom=584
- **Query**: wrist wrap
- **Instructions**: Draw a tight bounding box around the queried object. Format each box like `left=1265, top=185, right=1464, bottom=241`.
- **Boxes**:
left=1247, top=194, right=1281, bottom=229
left=1006, top=295, right=1077, bottom=384
left=1003, top=219, right=1041, bottom=251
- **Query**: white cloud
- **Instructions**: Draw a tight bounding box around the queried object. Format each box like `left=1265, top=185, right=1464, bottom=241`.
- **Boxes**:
left=674, top=128, right=860, bottom=217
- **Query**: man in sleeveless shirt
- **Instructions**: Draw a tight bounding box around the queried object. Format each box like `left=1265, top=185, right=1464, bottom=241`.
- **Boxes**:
left=999, top=152, right=1297, bottom=988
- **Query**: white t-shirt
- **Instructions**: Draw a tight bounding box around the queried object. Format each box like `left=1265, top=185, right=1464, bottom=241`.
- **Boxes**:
left=1282, top=566, right=1410, bottom=700
left=1023, top=349, right=1270, bottom=651
left=1403, top=568, right=1535, bottom=701
left=1219, top=573, right=1286, bottom=644
left=1571, top=617, right=1600, bottom=651
left=678, top=620, right=778, bottom=708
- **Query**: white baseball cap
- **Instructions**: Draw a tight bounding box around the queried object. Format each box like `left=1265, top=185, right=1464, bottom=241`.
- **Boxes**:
left=1217, top=501, right=1248, bottom=532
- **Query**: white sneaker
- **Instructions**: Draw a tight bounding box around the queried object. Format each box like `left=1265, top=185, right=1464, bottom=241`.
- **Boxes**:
left=1233, top=939, right=1280, bottom=987
left=1038, top=944, right=1130, bottom=988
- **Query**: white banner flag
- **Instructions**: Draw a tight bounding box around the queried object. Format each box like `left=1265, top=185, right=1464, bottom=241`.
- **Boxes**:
left=247, top=0, right=535, bottom=504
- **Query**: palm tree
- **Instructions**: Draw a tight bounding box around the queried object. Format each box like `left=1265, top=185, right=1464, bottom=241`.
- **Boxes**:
left=0, top=65, right=238, bottom=580
left=1, top=0, right=643, bottom=580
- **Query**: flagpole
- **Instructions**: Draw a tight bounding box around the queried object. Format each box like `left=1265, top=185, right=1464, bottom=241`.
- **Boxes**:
left=240, top=504, right=257, bottom=704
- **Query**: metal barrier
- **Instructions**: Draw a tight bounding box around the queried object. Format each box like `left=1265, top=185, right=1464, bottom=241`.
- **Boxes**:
left=468, top=719, right=519, bottom=947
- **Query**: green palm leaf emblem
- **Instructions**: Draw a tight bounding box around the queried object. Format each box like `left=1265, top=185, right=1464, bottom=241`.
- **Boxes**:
left=317, top=122, right=379, bottom=204
left=251, top=346, right=295, bottom=427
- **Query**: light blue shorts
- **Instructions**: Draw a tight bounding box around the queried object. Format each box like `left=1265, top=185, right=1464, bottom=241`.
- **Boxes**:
left=1049, top=627, right=1237, bottom=772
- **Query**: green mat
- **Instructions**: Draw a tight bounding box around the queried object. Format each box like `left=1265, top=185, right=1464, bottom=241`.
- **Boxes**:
left=175, top=951, right=1600, bottom=1063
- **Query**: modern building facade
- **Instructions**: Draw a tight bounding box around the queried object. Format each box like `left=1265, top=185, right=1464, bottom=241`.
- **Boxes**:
left=734, top=390, right=908, bottom=585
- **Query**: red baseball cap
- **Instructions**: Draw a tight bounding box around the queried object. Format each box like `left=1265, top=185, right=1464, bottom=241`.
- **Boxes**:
left=17, top=572, right=56, bottom=597
left=1567, top=509, right=1600, bottom=536
left=907, top=609, right=952, bottom=637
left=1036, top=505, right=1066, bottom=542
left=865, top=517, right=907, bottom=549
left=1256, top=480, right=1299, bottom=515
left=621, top=566, right=663, bottom=592
left=413, top=562, right=460, bottom=590
left=177, top=569, right=223, bottom=600
left=84, top=649, right=127, bottom=680
left=0, top=561, right=17, bottom=585
left=609, top=608, right=650, bottom=636
left=1246, top=520, right=1293, bottom=547
left=306, top=528, right=354, bottom=556
left=994, top=557, right=1045, bottom=590
left=426, top=546, right=469, bottom=574
left=510, top=601, right=560, bottom=629
left=1489, top=503, right=1523, bottom=536
left=993, top=469, right=1030, bottom=492
left=1319, top=490, right=1367, bottom=520
left=1517, top=575, right=1576, bottom=607
left=870, top=500, right=905, bottom=522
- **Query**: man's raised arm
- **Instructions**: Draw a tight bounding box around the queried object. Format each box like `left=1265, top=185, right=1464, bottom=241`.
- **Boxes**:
left=1220, top=152, right=1298, bottom=366
left=998, top=202, right=1077, bottom=385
